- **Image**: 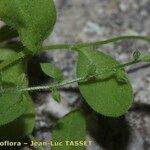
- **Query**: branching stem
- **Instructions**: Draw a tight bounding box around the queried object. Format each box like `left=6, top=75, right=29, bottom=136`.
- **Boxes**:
left=0, top=35, right=150, bottom=71
left=0, top=51, right=26, bottom=70
left=20, top=59, right=142, bottom=92
left=43, top=35, right=150, bottom=51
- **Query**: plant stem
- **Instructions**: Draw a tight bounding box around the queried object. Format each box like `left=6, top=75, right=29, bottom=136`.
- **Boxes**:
left=20, top=77, right=85, bottom=92
left=43, top=35, right=150, bottom=51
left=116, top=60, right=141, bottom=68
left=0, top=51, right=27, bottom=70
left=20, top=59, right=142, bottom=92
left=0, top=35, right=149, bottom=71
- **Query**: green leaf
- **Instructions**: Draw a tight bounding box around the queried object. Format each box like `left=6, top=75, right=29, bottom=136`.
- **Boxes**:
left=41, top=63, right=63, bottom=81
left=52, top=88, right=61, bottom=101
left=10, top=42, right=24, bottom=52
left=0, top=48, right=26, bottom=84
left=0, top=25, right=18, bottom=42
left=52, top=111, right=86, bottom=150
left=0, top=0, right=56, bottom=52
left=77, top=47, right=133, bottom=117
left=1, top=42, right=24, bottom=53
left=0, top=49, right=35, bottom=140
left=133, top=49, right=141, bottom=60
left=2, top=61, right=25, bottom=84
left=142, top=55, right=150, bottom=62
left=116, top=69, right=128, bottom=83
left=16, top=73, right=28, bottom=87
left=0, top=48, right=16, bottom=61
left=85, top=62, right=97, bottom=78
left=0, top=93, right=35, bottom=140
left=0, top=90, right=26, bottom=126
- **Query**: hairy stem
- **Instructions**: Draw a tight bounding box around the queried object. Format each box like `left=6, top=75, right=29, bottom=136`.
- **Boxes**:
left=0, top=50, right=27, bottom=70
left=43, top=35, right=150, bottom=51
left=0, top=35, right=149, bottom=71
left=20, top=77, right=85, bottom=92
left=20, top=59, right=142, bottom=92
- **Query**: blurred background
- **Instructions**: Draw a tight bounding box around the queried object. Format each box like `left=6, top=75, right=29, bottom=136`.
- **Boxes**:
left=22, top=0, right=150, bottom=149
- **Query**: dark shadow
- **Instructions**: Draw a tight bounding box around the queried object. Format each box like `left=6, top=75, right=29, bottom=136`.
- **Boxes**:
left=0, top=113, right=35, bottom=150
left=0, top=113, right=35, bottom=140
left=81, top=101, right=150, bottom=150
left=130, top=103, right=150, bottom=115
left=27, top=52, right=54, bottom=99
left=87, top=113, right=130, bottom=150
left=81, top=101, right=130, bottom=150
left=27, top=53, right=53, bottom=86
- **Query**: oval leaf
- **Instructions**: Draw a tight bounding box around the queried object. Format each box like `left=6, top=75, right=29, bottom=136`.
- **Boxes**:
left=0, top=93, right=35, bottom=140
left=0, top=0, right=56, bottom=52
left=41, top=63, right=63, bottom=81
left=52, top=89, right=61, bottom=101
left=0, top=90, right=26, bottom=126
left=77, top=47, right=133, bottom=117
left=52, top=111, right=86, bottom=150
left=0, top=48, right=27, bottom=85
